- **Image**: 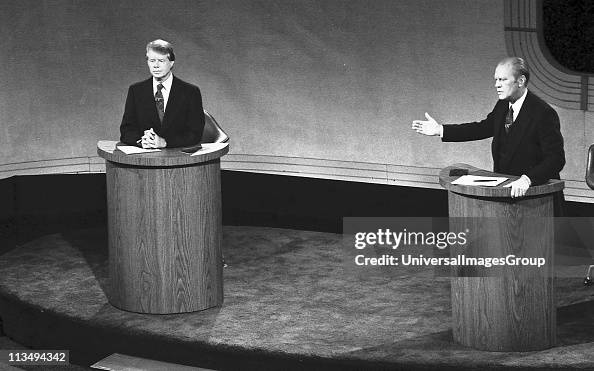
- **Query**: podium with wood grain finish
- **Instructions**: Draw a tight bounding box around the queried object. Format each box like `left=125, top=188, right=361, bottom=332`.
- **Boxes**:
left=97, top=142, right=228, bottom=314
left=440, top=163, right=564, bottom=352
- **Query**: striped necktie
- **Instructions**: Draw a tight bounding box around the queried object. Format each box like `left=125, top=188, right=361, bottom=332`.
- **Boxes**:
left=155, top=83, right=165, bottom=123
left=504, top=106, right=514, bottom=134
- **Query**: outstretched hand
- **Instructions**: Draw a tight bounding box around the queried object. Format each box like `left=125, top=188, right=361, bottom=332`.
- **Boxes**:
left=412, top=112, right=442, bottom=136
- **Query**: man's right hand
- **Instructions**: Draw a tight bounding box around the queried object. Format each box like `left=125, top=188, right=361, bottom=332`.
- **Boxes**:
left=140, top=129, right=157, bottom=149
left=412, top=112, right=442, bottom=136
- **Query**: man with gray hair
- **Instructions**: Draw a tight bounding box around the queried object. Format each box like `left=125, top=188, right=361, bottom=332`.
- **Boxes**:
left=412, top=57, right=565, bottom=200
left=120, top=39, right=205, bottom=148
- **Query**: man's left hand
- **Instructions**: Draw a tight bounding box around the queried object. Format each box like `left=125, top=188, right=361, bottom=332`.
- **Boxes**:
left=151, top=133, right=167, bottom=148
left=503, top=175, right=531, bottom=198
left=141, top=129, right=167, bottom=149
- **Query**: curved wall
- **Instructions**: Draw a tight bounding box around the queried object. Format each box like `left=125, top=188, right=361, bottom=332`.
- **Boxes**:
left=1, top=0, right=592, bottom=201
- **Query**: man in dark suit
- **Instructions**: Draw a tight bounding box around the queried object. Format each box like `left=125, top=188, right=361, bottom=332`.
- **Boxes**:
left=120, top=39, right=205, bottom=148
left=412, top=57, right=565, bottom=199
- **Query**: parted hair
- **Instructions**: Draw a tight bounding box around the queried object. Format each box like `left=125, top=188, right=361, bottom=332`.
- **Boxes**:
left=146, top=39, right=175, bottom=61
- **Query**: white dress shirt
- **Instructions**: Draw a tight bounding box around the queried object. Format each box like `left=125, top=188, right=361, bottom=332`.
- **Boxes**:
left=509, top=88, right=528, bottom=121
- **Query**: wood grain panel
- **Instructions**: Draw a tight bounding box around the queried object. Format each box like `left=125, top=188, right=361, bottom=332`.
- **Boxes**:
left=442, top=163, right=559, bottom=351
left=103, top=150, right=224, bottom=314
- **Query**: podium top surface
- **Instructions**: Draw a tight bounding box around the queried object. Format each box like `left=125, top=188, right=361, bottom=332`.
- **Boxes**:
left=439, top=163, right=564, bottom=198
left=97, top=141, right=229, bottom=167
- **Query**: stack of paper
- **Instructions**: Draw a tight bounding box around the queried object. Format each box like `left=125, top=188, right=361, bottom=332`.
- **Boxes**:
left=117, top=146, right=161, bottom=155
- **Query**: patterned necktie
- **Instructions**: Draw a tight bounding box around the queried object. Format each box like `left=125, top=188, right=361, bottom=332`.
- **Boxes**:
left=504, top=106, right=514, bottom=134
left=155, top=83, right=165, bottom=123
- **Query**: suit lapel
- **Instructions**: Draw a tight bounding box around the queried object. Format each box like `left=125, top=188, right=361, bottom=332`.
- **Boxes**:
left=492, top=101, right=505, bottom=142
left=162, top=76, right=183, bottom=128
left=491, top=100, right=507, bottom=172
left=499, top=91, right=533, bottom=170
left=141, top=78, right=162, bottom=129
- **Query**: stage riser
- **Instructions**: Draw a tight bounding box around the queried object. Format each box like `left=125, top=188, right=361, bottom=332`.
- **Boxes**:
left=0, top=171, right=592, bottom=258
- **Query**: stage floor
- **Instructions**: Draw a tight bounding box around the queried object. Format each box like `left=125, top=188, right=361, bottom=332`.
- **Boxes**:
left=0, top=226, right=593, bottom=370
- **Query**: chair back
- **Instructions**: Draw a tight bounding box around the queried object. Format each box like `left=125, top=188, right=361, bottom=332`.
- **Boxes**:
left=201, top=110, right=229, bottom=144
left=586, top=144, right=594, bottom=189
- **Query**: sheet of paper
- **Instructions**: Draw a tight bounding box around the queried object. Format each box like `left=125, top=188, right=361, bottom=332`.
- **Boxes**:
left=97, top=140, right=118, bottom=154
left=451, top=175, right=508, bottom=187
left=190, top=142, right=229, bottom=156
left=116, top=145, right=161, bottom=155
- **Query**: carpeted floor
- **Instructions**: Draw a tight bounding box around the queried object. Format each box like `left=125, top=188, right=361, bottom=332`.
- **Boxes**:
left=0, top=226, right=593, bottom=370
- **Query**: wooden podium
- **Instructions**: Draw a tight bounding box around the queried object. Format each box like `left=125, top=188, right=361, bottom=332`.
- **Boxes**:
left=439, top=164, right=563, bottom=351
left=97, top=142, right=228, bottom=314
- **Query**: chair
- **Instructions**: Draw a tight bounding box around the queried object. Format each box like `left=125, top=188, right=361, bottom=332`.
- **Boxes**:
left=201, top=110, right=229, bottom=144
left=584, top=144, right=594, bottom=285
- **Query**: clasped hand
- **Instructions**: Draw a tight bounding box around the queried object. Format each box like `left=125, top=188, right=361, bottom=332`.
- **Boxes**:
left=140, top=128, right=167, bottom=149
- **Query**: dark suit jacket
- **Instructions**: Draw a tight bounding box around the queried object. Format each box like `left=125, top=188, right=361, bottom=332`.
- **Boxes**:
left=442, top=91, right=565, bottom=186
left=120, top=76, right=205, bottom=147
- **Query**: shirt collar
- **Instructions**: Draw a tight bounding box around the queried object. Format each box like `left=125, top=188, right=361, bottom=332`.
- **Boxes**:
left=509, top=88, right=528, bottom=114
left=153, top=73, right=173, bottom=91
